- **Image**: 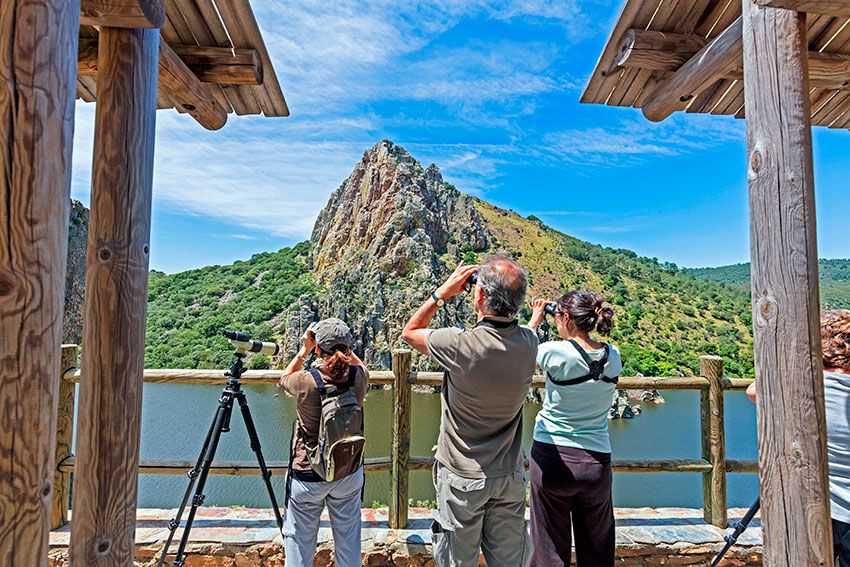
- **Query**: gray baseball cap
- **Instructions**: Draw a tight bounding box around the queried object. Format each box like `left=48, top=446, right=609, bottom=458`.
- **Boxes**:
left=312, top=318, right=355, bottom=352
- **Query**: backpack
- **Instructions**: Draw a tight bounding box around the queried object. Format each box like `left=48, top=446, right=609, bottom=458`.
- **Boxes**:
left=547, top=340, right=619, bottom=386
left=302, top=366, right=365, bottom=481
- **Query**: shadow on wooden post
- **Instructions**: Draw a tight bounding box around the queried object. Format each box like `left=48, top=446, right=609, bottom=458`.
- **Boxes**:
left=389, top=350, right=412, bottom=529
left=53, top=345, right=79, bottom=529
left=700, top=355, right=727, bottom=527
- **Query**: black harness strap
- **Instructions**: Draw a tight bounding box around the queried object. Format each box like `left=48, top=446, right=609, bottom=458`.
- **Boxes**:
left=548, top=340, right=618, bottom=386
left=308, top=365, right=357, bottom=398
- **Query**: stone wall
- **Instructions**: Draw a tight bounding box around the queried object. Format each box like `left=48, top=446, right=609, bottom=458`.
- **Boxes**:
left=48, top=540, right=761, bottom=566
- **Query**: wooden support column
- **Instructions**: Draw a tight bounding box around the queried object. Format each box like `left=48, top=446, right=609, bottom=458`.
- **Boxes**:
left=699, top=356, right=727, bottom=528
left=69, top=26, right=158, bottom=566
left=757, top=0, right=850, bottom=16
left=52, top=345, right=80, bottom=529
left=0, top=1, right=79, bottom=564
left=389, top=350, right=412, bottom=529
left=742, top=1, right=833, bottom=564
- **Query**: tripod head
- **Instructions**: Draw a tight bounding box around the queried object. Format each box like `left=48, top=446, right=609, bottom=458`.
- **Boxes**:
left=221, top=330, right=279, bottom=385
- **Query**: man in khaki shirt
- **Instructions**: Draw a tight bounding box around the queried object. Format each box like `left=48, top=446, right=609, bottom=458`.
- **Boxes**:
left=403, top=255, right=537, bottom=567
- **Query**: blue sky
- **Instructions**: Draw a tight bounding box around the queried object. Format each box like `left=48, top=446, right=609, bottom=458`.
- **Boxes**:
left=70, top=1, right=850, bottom=274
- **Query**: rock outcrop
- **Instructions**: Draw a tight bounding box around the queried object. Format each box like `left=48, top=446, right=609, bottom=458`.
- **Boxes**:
left=308, top=141, right=488, bottom=367
left=63, top=200, right=88, bottom=344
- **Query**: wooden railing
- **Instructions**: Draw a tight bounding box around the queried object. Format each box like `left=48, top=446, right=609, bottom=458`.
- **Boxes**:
left=55, top=345, right=756, bottom=531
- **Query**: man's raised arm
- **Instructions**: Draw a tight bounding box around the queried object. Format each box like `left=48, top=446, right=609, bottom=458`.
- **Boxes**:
left=402, top=262, right=477, bottom=355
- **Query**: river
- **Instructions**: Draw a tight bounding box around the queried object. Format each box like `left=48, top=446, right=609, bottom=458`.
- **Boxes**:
left=76, top=383, right=759, bottom=509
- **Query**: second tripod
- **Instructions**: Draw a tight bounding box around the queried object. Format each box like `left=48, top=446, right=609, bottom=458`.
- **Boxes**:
left=158, top=339, right=284, bottom=567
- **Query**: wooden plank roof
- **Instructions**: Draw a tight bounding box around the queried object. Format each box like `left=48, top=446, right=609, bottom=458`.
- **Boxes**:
left=76, top=0, right=288, bottom=122
left=582, top=0, right=850, bottom=129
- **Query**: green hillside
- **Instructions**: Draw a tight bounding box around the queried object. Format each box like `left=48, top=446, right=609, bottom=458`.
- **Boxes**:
left=145, top=242, right=316, bottom=369
left=685, top=259, right=850, bottom=309
left=145, top=205, right=757, bottom=377
left=474, top=200, right=754, bottom=378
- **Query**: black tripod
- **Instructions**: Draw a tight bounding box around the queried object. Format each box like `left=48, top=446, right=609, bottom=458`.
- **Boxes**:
left=711, top=497, right=760, bottom=567
left=157, top=350, right=284, bottom=567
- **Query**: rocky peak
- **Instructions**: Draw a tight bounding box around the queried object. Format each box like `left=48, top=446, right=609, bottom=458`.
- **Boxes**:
left=307, top=140, right=489, bottom=366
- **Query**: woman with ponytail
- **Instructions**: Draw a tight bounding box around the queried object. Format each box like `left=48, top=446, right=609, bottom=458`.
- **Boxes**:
left=278, top=318, right=368, bottom=567
left=527, top=290, right=622, bottom=567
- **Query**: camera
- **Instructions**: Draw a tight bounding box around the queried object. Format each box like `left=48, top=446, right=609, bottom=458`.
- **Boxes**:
left=544, top=302, right=558, bottom=316
left=222, top=330, right=280, bottom=356
left=464, top=272, right=478, bottom=292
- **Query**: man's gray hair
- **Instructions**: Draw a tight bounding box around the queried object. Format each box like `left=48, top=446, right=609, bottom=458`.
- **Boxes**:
left=477, top=254, right=528, bottom=317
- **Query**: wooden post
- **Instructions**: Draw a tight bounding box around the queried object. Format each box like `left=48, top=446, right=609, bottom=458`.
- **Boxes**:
left=69, top=26, right=159, bottom=566
left=52, top=345, right=79, bottom=529
left=742, top=2, right=833, bottom=564
left=0, top=1, right=79, bottom=564
left=389, top=349, right=412, bottom=529
left=699, top=356, right=727, bottom=528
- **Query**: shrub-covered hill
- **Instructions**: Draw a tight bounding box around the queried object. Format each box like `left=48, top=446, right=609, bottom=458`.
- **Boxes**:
left=473, top=200, right=754, bottom=378
left=145, top=242, right=316, bottom=369
left=144, top=141, right=762, bottom=377
left=685, top=259, right=850, bottom=310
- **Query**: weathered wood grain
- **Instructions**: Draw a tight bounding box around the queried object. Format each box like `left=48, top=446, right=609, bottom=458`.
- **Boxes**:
left=616, top=28, right=709, bottom=71
left=742, top=2, right=833, bottom=564
left=156, top=38, right=227, bottom=130
left=0, top=1, right=78, bottom=564
left=80, top=0, right=164, bottom=28
left=700, top=356, right=727, bottom=527
left=51, top=346, right=78, bottom=529
left=643, top=17, right=743, bottom=122
left=70, top=367, right=733, bottom=390
left=757, top=0, right=850, bottom=16
left=389, top=350, right=412, bottom=530
left=617, top=27, right=850, bottom=90
left=68, top=26, right=159, bottom=567
left=78, top=39, right=264, bottom=85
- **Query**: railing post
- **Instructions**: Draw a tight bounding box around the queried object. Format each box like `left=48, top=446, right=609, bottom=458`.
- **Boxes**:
left=700, top=355, right=727, bottom=527
left=389, top=349, right=412, bottom=529
left=53, top=345, right=79, bottom=529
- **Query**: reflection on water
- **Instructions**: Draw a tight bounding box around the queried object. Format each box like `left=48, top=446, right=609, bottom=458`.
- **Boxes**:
left=78, top=383, right=759, bottom=509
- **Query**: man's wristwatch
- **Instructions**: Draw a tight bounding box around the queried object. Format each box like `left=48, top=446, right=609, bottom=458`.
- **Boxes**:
left=431, top=291, right=445, bottom=308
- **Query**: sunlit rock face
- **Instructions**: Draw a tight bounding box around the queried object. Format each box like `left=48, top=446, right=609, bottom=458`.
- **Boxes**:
left=63, top=200, right=88, bottom=345
left=309, top=140, right=488, bottom=367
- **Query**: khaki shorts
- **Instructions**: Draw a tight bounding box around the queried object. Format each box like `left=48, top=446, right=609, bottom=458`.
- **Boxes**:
left=431, top=463, right=532, bottom=567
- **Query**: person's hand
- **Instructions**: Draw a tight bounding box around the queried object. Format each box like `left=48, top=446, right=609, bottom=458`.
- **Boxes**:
left=436, top=261, right=478, bottom=300
left=302, top=323, right=317, bottom=353
left=529, top=299, right=549, bottom=329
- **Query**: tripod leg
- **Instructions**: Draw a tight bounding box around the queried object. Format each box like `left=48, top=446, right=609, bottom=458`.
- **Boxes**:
left=171, top=394, right=233, bottom=567
left=157, top=408, right=221, bottom=567
left=236, top=390, right=285, bottom=529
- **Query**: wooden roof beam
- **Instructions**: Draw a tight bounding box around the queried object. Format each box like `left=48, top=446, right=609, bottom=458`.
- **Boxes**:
left=157, top=38, right=228, bottom=130
left=618, top=28, right=850, bottom=90
left=81, top=0, right=165, bottom=28
left=756, top=0, right=850, bottom=17
left=78, top=39, right=264, bottom=85
left=642, top=17, right=743, bottom=122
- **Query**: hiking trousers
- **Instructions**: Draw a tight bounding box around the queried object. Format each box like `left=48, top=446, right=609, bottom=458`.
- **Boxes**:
left=283, top=466, right=363, bottom=567
left=431, top=462, right=532, bottom=567
left=529, top=441, right=615, bottom=567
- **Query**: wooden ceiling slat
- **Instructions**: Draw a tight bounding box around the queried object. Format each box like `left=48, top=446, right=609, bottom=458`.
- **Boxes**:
left=581, top=0, right=654, bottom=103
left=207, top=1, right=266, bottom=114
left=685, top=79, right=724, bottom=112
left=228, top=0, right=288, bottom=116
left=713, top=80, right=744, bottom=114
left=185, top=0, right=254, bottom=115
left=608, top=0, right=678, bottom=106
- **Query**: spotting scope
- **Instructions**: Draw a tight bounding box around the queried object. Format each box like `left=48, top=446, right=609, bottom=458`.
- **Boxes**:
left=222, top=330, right=280, bottom=356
